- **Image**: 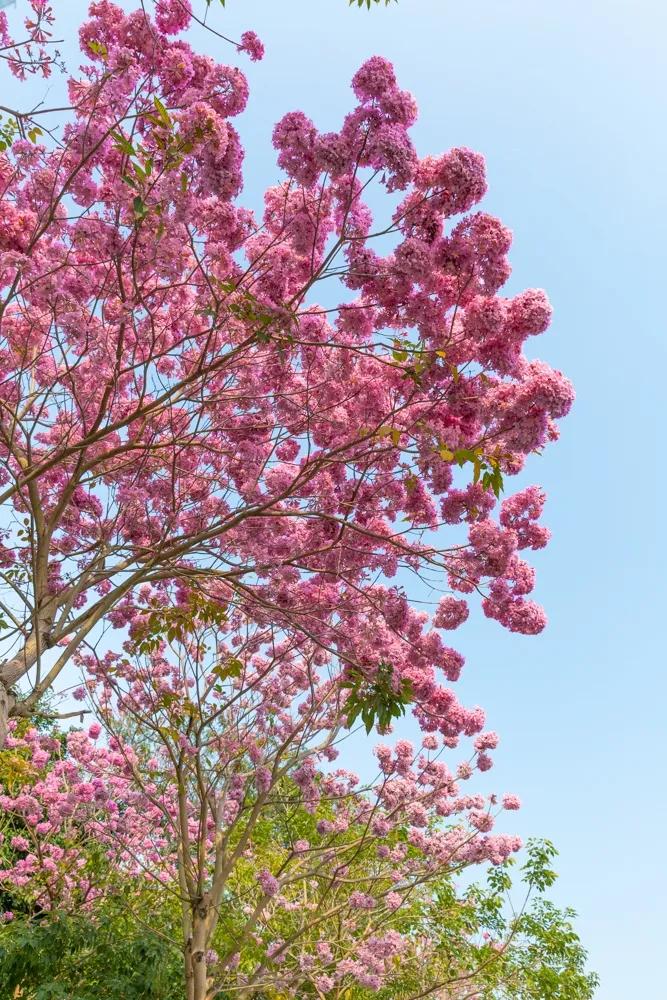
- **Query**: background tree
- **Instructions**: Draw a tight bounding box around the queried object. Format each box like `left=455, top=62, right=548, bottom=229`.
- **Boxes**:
left=0, top=604, right=524, bottom=998
left=0, top=697, right=597, bottom=1000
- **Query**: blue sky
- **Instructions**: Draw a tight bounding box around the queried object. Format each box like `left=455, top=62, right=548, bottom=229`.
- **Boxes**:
left=5, top=1, right=666, bottom=995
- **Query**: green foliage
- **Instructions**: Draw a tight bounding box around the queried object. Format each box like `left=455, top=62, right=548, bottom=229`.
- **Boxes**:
left=342, top=659, right=413, bottom=733
left=438, top=443, right=506, bottom=498
left=86, top=39, right=108, bottom=59
left=0, top=907, right=183, bottom=1000
left=507, top=900, right=600, bottom=1000
left=133, top=591, right=228, bottom=655
left=350, top=0, right=398, bottom=7
left=363, top=840, right=598, bottom=1000
left=522, top=837, right=558, bottom=892
left=0, top=114, right=19, bottom=152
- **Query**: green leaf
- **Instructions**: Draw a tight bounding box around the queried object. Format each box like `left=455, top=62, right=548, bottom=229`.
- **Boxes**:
left=344, top=661, right=413, bottom=734
left=133, top=196, right=148, bottom=220
left=87, top=39, right=108, bottom=58
left=110, top=131, right=136, bottom=157
left=522, top=838, right=559, bottom=892
left=152, top=96, right=172, bottom=128
left=212, top=658, right=243, bottom=682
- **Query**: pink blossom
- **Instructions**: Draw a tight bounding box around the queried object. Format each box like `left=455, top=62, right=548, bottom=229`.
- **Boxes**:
left=257, top=869, right=279, bottom=897
left=351, top=55, right=398, bottom=100
left=474, top=731, right=499, bottom=751
left=154, top=0, right=192, bottom=34
left=349, top=890, right=376, bottom=910
left=434, top=596, right=469, bottom=630
left=238, top=30, right=264, bottom=62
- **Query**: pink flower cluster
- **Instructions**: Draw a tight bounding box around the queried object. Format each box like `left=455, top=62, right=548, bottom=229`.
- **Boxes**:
left=0, top=1, right=57, bottom=79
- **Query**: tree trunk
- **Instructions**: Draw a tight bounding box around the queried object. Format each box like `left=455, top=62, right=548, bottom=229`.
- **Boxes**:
left=0, top=681, right=15, bottom=748
left=0, top=635, right=45, bottom=746
left=185, top=903, right=210, bottom=1000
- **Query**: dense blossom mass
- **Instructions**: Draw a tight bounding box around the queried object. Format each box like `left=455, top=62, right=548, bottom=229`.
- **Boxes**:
left=0, top=2, right=586, bottom=998
left=0, top=1, right=572, bottom=744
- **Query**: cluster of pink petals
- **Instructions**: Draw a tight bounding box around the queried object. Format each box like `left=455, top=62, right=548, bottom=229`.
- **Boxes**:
left=0, top=1, right=57, bottom=79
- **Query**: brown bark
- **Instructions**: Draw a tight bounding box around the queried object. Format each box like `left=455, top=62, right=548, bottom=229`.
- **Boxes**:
left=185, top=901, right=210, bottom=1000
left=0, top=679, right=16, bottom=748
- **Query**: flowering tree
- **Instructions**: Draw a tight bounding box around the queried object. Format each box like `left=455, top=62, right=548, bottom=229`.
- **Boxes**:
left=0, top=0, right=572, bottom=745
left=0, top=610, right=520, bottom=997
left=0, top=2, right=592, bottom=997
left=0, top=615, right=597, bottom=999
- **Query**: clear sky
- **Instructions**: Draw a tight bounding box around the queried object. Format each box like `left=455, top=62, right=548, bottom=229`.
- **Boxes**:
left=5, top=1, right=666, bottom=995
